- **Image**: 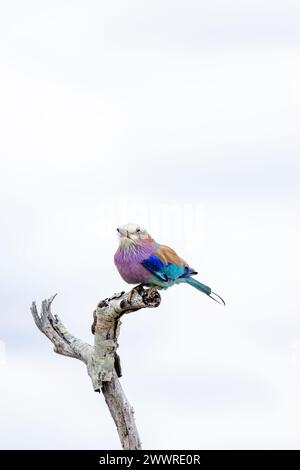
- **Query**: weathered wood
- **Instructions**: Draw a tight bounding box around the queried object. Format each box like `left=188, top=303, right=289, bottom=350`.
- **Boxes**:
left=102, top=371, right=142, bottom=450
left=30, top=287, right=161, bottom=450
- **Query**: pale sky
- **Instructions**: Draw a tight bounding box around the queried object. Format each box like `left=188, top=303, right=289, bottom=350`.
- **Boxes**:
left=0, top=0, right=300, bottom=449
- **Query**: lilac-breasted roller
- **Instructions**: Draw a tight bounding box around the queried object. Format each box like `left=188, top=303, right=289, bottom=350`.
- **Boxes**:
left=114, top=223, right=225, bottom=305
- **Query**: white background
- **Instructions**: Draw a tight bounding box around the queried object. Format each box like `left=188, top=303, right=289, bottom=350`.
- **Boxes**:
left=0, top=0, right=300, bottom=449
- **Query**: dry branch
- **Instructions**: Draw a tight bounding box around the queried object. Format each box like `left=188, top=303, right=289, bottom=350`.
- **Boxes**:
left=31, top=287, right=161, bottom=450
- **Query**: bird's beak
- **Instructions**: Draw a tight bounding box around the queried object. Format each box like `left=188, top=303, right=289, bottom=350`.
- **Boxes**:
left=116, top=227, right=128, bottom=237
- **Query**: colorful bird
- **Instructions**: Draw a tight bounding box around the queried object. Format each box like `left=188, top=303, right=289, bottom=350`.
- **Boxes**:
left=114, top=223, right=225, bottom=305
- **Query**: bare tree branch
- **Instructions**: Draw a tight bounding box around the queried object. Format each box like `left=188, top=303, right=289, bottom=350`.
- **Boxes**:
left=30, top=287, right=161, bottom=450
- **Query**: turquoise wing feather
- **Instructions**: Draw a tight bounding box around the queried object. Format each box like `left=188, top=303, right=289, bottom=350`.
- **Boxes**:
left=142, top=244, right=197, bottom=281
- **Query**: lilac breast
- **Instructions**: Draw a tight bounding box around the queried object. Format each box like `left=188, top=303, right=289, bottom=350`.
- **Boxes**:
left=114, top=242, right=155, bottom=284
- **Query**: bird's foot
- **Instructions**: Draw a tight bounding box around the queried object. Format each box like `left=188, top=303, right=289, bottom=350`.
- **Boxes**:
left=127, top=284, right=144, bottom=304
left=147, top=285, right=161, bottom=297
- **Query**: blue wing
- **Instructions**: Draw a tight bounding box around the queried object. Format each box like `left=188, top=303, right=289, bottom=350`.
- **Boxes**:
left=142, top=254, right=196, bottom=282
left=142, top=255, right=168, bottom=281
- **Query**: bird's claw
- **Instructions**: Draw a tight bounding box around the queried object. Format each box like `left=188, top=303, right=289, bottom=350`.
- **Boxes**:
left=147, top=286, right=160, bottom=296
left=127, top=284, right=144, bottom=304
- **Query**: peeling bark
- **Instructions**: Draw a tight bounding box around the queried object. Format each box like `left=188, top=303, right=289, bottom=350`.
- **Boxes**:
left=31, top=287, right=161, bottom=450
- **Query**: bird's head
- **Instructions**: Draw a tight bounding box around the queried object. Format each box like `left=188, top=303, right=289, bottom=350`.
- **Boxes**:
left=116, top=223, right=152, bottom=246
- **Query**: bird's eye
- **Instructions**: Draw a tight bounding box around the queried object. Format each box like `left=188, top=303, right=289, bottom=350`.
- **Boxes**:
left=136, top=228, right=141, bottom=233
